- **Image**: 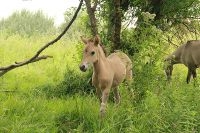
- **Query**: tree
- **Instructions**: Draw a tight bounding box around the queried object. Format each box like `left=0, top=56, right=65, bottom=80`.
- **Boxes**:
left=84, top=0, right=98, bottom=36
left=84, top=0, right=124, bottom=51
left=112, top=0, right=122, bottom=50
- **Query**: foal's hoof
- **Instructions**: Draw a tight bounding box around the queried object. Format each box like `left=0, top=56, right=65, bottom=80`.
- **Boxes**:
left=100, top=103, right=106, bottom=118
left=100, top=109, right=106, bottom=118
left=115, top=100, right=120, bottom=105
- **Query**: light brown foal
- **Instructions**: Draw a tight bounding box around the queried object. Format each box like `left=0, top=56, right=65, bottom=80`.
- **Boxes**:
left=79, top=35, right=132, bottom=117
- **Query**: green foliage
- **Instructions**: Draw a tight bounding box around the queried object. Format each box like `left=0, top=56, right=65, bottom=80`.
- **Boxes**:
left=0, top=10, right=56, bottom=37
left=59, top=8, right=90, bottom=39
left=38, top=69, right=94, bottom=98
left=162, top=0, right=200, bottom=19
left=129, top=0, right=200, bottom=22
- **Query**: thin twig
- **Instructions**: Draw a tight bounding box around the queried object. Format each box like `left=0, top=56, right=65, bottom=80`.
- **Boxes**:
left=0, top=90, right=18, bottom=93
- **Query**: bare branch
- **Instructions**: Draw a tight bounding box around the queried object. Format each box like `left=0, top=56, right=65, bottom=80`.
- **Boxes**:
left=0, top=0, right=83, bottom=77
left=0, top=90, right=18, bottom=93
left=0, top=55, right=52, bottom=77
left=15, top=55, right=53, bottom=65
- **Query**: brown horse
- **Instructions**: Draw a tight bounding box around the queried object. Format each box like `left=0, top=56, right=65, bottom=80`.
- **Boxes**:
left=79, top=35, right=132, bottom=117
left=164, top=40, right=200, bottom=83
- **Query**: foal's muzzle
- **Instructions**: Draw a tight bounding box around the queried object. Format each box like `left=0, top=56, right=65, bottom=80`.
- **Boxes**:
left=79, top=65, right=87, bottom=72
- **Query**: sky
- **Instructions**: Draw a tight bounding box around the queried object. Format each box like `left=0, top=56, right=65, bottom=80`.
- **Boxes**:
left=0, top=0, right=80, bottom=26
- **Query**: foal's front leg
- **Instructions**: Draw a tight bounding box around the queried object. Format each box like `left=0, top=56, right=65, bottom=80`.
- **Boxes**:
left=100, top=88, right=110, bottom=117
left=96, top=88, right=101, bottom=103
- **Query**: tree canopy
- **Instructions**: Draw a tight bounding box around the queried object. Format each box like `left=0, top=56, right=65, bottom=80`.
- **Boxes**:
left=83, top=0, right=200, bottom=52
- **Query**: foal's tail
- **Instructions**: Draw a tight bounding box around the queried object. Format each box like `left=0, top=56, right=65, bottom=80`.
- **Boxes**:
left=115, top=51, right=133, bottom=81
left=125, top=58, right=133, bottom=81
left=124, top=55, right=133, bottom=82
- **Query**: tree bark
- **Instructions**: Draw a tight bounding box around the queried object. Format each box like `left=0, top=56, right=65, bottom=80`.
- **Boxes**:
left=149, top=0, right=163, bottom=20
left=107, top=1, right=114, bottom=45
left=84, top=0, right=98, bottom=36
left=112, top=0, right=122, bottom=51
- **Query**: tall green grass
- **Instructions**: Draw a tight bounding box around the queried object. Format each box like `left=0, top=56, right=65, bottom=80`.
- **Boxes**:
left=0, top=33, right=81, bottom=91
left=0, top=33, right=200, bottom=133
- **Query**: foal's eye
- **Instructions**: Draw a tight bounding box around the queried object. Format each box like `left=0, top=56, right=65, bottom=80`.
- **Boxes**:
left=91, top=51, right=95, bottom=56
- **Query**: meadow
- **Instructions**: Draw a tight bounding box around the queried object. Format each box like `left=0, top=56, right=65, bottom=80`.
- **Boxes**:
left=0, top=7, right=200, bottom=133
left=0, top=30, right=200, bottom=133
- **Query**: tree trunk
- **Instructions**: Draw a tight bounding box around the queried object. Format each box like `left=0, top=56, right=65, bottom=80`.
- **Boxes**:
left=107, top=1, right=114, bottom=45
left=149, top=0, right=163, bottom=20
left=84, top=0, right=98, bottom=36
left=112, top=0, right=122, bottom=51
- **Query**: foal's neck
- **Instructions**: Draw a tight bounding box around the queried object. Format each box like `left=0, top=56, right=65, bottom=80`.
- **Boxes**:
left=93, top=45, right=107, bottom=73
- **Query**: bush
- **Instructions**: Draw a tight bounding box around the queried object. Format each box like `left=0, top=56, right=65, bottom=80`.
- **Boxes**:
left=0, top=10, right=56, bottom=37
left=35, top=68, right=95, bottom=98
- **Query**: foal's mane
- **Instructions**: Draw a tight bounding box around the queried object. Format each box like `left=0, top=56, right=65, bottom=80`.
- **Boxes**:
left=88, top=38, right=107, bottom=56
left=99, top=43, right=107, bottom=56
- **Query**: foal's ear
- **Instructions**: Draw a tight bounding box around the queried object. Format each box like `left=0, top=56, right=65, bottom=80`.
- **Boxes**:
left=94, top=35, right=100, bottom=46
left=80, top=36, right=88, bottom=45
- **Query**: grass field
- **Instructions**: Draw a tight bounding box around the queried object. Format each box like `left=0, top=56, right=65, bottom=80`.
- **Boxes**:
left=0, top=33, right=200, bottom=133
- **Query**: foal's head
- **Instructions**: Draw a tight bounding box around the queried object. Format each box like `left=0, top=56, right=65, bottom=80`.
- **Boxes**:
left=79, top=35, right=101, bottom=72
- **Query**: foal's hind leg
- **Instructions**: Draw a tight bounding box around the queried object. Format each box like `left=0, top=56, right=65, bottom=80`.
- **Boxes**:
left=113, top=87, right=120, bottom=104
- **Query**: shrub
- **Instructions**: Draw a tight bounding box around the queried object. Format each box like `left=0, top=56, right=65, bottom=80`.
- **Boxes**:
left=0, top=10, right=56, bottom=37
left=36, top=68, right=94, bottom=98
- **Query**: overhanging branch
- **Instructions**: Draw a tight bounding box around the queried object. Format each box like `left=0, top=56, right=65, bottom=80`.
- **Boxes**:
left=0, top=0, right=83, bottom=77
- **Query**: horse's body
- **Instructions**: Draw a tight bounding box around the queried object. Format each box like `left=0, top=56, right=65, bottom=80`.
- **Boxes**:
left=79, top=35, right=132, bottom=117
left=164, top=40, right=200, bottom=83
left=93, top=52, right=132, bottom=89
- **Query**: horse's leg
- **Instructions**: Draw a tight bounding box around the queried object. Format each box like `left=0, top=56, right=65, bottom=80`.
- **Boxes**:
left=186, top=68, right=192, bottom=84
left=96, top=88, right=101, bottom=103
left=113, top=87, right=120, bottom=104
left=192, top=68, right=197, bottom=86
left=192, top=69, right=197, bottom=79
left=100, top=88, right=110, bottom=117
